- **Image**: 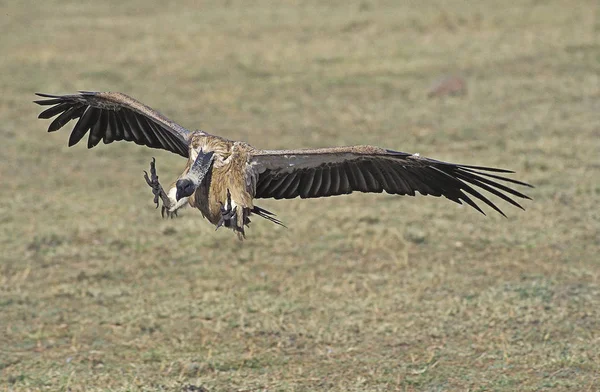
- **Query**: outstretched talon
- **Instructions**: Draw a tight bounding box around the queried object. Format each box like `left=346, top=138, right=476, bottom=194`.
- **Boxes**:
left=161, top=205, right=178, bottom=219
left=143, top=157, right=162, bottom=208
left=144, top=157, right=175, bottom=218
left=216, top=189, right=237, bottom=230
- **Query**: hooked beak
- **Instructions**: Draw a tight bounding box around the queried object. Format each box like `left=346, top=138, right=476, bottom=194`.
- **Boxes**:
left=175, top=178, right=195, bottom=202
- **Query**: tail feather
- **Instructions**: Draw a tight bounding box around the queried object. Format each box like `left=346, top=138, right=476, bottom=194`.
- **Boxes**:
left=252, top=206, right=287, bottom=228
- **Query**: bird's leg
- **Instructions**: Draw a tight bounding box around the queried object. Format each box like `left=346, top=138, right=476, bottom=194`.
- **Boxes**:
left=216, top=189, right=238, bottom=230
left=143, top=157, right=176, bottom=218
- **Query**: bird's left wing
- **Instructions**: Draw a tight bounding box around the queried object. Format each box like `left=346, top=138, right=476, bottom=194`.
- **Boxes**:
left=248, top=145, right=532, bottom=217
left=35, top=91, right=191, bottom=157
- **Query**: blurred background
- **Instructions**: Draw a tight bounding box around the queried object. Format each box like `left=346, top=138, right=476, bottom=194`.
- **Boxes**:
left=1, top=1, right=599, bottom=390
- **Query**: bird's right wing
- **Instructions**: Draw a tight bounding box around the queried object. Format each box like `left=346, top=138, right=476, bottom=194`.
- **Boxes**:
left=35, top=91, right=191, bottom=157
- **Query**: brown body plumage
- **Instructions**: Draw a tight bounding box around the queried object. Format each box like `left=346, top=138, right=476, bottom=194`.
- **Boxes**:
left=35, top=91, right=532, bottom=240
left=188, top=136, right=255, bottom=233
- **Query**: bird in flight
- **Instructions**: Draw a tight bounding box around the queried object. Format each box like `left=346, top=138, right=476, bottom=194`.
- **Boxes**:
left=35, top=91, right=532, bottom=240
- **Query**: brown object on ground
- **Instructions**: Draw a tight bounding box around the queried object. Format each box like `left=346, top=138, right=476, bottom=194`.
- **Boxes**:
left=427, top=75, right=468, bottom=98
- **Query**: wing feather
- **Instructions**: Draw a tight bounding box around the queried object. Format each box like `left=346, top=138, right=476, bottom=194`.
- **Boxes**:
left=39, top=102, right=73, bottom=119
left=48, top=105, right=86, bottom=133
left=299, top=170, right=315, bottom=198
left=122, top=109, right=146, bottom=145
left=274, top=171, right=299, bottom=199
left=88, top=110, right=108, bottom=148
left=362, top=160, right=390, bottom=194
left=268, top=175, right=291, bottom=198
left=113, top=111, right=131, bottom=141
left=338, top=166, right=351, bottom=194
left=359, top=163, right=381, bottom=192
left=345, top=163, right=358, bottom=190
left=283, top=172, right=302, bottom=198
left=374, top=160, right=397, bottom=193
left=69, top=107, right=100, bottom=147
left=310, top=167, right=323, bottom=196
left=350, top=162, right=368, bottom=191
left=135, top=114, right=161, bottom=147
left=329, top=166, right=341, bottom=195
left=318, top=165, right=332, bottom=195
left=256, top=171, right=274, bottom=195
left=104, top=111, right=119, bottom=143
left=391, top=166, right=417, bottom=195
left=144, top=117, right=173, bottom=152
left=35, top=91, right=190, bottom=157
left=458, top=167, right=532, bottom=188
left=453, top=171, right=526, bottom=210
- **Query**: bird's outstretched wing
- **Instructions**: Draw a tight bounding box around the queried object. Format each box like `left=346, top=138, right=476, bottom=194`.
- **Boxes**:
left=35, top=91, right=191, bottom=157
left=249, top=146, right=532, bottom=216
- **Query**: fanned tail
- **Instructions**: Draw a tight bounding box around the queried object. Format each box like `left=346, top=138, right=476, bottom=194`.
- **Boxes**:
left=251, top=206, right=287, bottom=228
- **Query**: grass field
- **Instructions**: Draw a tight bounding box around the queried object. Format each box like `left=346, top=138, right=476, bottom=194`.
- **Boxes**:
left=2, top=1, right=600, bottom=390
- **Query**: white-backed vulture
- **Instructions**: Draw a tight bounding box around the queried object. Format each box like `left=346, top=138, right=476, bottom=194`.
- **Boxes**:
left=35, top=91, right=532, bottom=240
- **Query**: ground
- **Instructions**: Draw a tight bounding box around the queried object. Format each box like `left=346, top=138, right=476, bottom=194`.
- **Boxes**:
left=1, top=0, right=600, bottom=391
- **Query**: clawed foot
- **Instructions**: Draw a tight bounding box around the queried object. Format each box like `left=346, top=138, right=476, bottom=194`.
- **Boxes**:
left=143, top=157, right=162, bottom=208
left=161, top=205, right=178, bottom=219
left=216, top=189, right=237, bottom=230
left=144, top=157, right=175, bottom=219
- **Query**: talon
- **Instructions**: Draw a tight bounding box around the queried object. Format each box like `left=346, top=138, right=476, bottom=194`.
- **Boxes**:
left=221, top=206, right=237, bottom=221
left=161, top=206, right=176, bottom=219
left=150, top=157, right=156, bottom=175
left=216, top=191, right=237, bottom=230
left=143, top=170, right=152, bottom=187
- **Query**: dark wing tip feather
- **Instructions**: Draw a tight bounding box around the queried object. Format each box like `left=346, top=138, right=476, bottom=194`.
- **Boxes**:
left=35, top=92, right=61, bottom=99
left=34, top=93, right=66, bottom=108
left=437, top=164, right=529, bottom=216
left=457, top=193, right=490, bottom=216
left=398, top=153, right=532, bottom=216
left=459, top=167, right=534, bottom=189
left=34, top=99, right=61, bottom=106
left=426, top=166, right=501, bottom=217
left=456, top=169, right=532, bottom=202
left=458, top=164, right=515, bottom=174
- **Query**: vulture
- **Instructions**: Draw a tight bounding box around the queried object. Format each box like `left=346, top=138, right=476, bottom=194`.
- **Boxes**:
left=35, top=91, right=532, bottom=239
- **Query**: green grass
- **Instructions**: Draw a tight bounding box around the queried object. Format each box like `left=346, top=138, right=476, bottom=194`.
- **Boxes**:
left=2, top=0, right=600, bottom=390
